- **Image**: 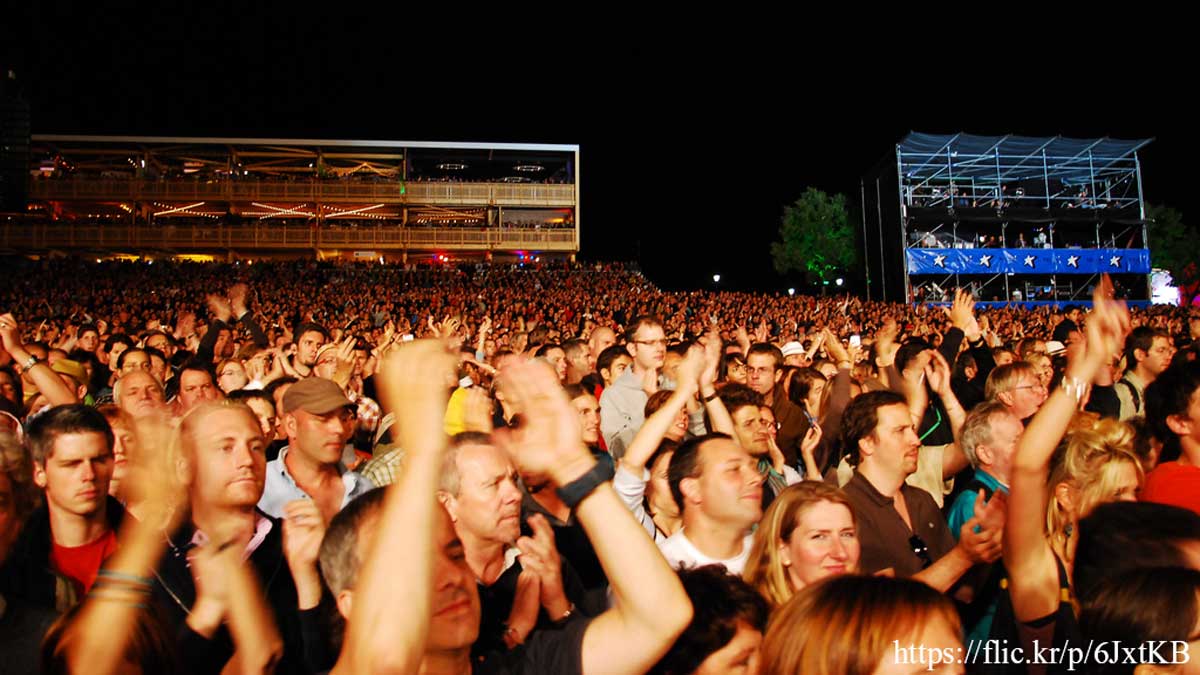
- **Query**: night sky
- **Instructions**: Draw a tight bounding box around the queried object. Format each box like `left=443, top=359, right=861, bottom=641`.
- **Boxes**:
left=3, top=8, right=1190, bottom=293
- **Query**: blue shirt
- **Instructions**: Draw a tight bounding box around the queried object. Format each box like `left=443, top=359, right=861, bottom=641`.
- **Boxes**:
left=947, top=469, right=1008, bottom=646
left=257, top=447, right=375, bottom=519
left=947, top=470, right=1007, bottom=539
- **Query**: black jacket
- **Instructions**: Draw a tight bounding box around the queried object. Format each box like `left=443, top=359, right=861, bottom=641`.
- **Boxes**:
left=0, top=495, right=124, bottom=612
left=151, top=512, right=334, bottom=675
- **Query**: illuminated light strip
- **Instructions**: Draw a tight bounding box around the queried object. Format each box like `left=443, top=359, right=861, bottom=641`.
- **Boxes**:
left=326, top=204, right=389, bottom=219
left=251, top=202, right=316, bottom=219
left=152, top=202, right=206, bottom=217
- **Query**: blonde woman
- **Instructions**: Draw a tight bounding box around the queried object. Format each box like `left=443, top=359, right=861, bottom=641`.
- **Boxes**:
left=744, top=482, right=860, bottom=607
left=1002, top=277, right=1142, bottom=665
left=761, top=575, right=963, bottom=674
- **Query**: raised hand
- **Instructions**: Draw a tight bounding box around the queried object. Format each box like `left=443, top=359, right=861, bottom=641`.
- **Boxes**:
left=675, top=344, right=705, bottom=393
left=377, top=338, right=459, bottom=456
left=496, top=358, right=594, bottom=487
left=282, top=498, right=327, bottom=609
left=698, top=325, right=723, bottom=390
left=516, top=514, right=571, bottom=617
left=959, top=490, right=1005, bottom=564
left=282, top=499, right=326, bottom=569
left=924, top=349, right=953, bottom=398
left=0, top=313, right=22, bottom=356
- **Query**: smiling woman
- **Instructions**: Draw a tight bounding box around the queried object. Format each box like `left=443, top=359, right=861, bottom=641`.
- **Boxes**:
left=744, top=481, right=861, bottom=608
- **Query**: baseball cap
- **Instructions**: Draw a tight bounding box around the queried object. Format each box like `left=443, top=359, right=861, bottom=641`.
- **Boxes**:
left=781, top=341, right=805, bottom=357
left=283, top=377, right=354, bottom=415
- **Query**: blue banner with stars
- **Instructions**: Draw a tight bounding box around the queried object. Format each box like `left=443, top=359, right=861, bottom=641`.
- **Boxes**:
left=906, top=248, right=1150, bottom=275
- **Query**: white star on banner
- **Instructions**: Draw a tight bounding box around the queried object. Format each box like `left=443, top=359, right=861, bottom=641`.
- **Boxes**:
left=1067, top=255, right=1080, bottom=268
left=933, top=254, right=947, bottom=268
left=1109, top=256, right=1122, bottom=267
left=1024, top=255, right=1036, bottom=268
left=979, top=255, right=992, bottom=268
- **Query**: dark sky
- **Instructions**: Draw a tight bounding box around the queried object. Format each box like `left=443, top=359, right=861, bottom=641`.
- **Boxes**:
left=3, top=8, right=1191, bottom=293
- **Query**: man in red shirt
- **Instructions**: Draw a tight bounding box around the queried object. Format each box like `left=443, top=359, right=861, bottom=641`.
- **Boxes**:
left=0, top=404, right=122, bottom=610
left=1143, top=361, right=1200, bottom=513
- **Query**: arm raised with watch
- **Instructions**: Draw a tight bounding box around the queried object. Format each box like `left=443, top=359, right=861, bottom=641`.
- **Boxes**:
left=497, top=359, right=693, bottom=674
left=0, top=313, right=78, bottom=407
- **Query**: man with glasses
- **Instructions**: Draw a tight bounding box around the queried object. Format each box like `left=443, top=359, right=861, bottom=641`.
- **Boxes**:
left=1117, top=326, right=1175, bottom=421
left=984, top=362, right=1048, bottom=423
left=744, top=343, right=810, bottom=468
left=841, top=391, right=1002, bottom=591
left=258, top=377, right=373, bottom=523
left=600, top=316, right=668, bottom=458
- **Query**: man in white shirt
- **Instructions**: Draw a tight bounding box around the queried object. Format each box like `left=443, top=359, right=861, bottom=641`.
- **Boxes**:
left=658, top=434, right=763, bottom=575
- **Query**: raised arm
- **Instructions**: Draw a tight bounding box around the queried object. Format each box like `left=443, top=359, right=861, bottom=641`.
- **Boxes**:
left=1003, top=276, right=1129, bottom=622
left=0, top=313, right=77, bottom=407
left=499, top=360, right=693, bottom=674
left=926, top=350, right=970, bottom=478
left=621, top=353, right=700, bottom=475
left=332, top=340, right=456, bottom=674
left=230, top=283, right=271, bottom=349
left=698, top=325, right=734, bottom=435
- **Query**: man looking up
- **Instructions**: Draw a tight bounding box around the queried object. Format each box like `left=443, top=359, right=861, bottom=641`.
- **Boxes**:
left=660, top=433, right=765, bottom=575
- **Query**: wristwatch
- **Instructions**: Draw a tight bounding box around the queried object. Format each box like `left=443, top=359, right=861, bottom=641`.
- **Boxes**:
left=555, top=459, right=615, bottom=509
left=15, top=354, right=40, bottom=375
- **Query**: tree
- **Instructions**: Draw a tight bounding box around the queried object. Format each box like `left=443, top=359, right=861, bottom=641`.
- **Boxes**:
left=1146, top=204, right=1199, bottom=305
left=771, top=187, right=857, bottom=288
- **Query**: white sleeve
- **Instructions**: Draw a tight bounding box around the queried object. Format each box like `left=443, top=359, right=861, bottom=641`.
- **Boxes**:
left=613, top=464, right=658, bottom=540
left=782, top=464, right=804, bottom=486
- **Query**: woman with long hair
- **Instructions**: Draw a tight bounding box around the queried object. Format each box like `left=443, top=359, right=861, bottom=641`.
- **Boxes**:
left=743, top=482, right=860, bottom=608
left=1002, top=277, right=1141, bottom=670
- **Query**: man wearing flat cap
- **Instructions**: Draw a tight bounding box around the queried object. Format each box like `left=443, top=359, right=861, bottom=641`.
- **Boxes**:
left=257, top=377, right=374, bottom=523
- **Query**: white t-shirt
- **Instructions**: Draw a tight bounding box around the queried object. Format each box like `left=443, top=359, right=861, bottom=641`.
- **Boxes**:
left=657, top=530, right=755, bottom=575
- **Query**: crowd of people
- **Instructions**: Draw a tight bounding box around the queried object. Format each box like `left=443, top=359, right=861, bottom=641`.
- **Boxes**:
left=2, top=257, right=1200, bottom=673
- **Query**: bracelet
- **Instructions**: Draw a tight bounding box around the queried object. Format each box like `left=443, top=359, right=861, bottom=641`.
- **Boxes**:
left=92, top=581, right=154, bottom=595
left=701, top=390, right=719, bottom=403
left=1061, top=376, right=1090, bottom=407
left=97, top=569, right=155, bottom=586
left=15, top=354, right=40, bottom=375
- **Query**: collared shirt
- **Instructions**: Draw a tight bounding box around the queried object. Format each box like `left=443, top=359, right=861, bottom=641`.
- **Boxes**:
left=843, top=470, right=956, bottom=578
left=257, top=447, right=375, bottom=519
left=359, top=445, right=404, bottom=488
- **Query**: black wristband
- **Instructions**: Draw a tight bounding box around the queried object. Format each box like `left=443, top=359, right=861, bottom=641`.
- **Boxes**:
left=555, top=459, right=615, bottom=510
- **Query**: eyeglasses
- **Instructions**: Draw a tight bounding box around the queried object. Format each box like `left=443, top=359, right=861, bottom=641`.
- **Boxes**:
left=1011, top=383, right=1047, bottom=392
left=632, top=339, right=668, bottom=348
left=909, top=534, right=933, bottom=569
